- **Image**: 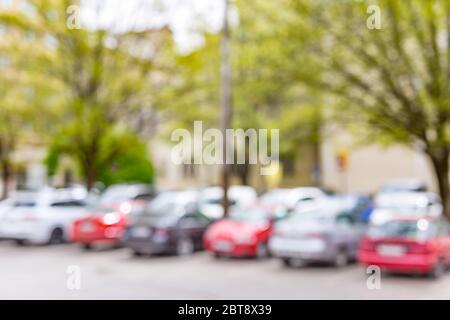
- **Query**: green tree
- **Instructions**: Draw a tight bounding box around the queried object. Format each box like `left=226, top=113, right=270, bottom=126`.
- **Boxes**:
left=162, top=0, right=322, bottom=186
left=2, top=0, right=172, bottom=189
left=285, top=0, right=450, bottom=215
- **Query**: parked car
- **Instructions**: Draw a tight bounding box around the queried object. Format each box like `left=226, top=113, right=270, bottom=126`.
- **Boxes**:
left=99, top=184, right=156, bottom=207
left=259, top=187, right=326, bottom=215
left=123, top=190, right=211, bottom=256
left=71, top=200, right=148, bottom=249
left=328, top=194, right=373, bottom=223
left=370, top=192, right=442, bottom=225
left=358, top=217, right=450, bottom=278
left=204, top=206, right=286, bottom=258
left=378, top=179, right=427, bottom=194
left=0, top=188, right=90, bottom=245
left=199, top=186, right=257, bottom=219
left=269, top=198, right=366, bottom=267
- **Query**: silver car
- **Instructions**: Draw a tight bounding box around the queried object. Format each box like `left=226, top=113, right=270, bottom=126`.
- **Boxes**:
left=269, top=199, right=366, bottom=267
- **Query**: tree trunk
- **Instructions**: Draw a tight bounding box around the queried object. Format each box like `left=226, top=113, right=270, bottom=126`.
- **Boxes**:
left=220, top=0, right=233, bottom=218
left=428, top=150, right=450, bottom=218
left=1, top=160, right=11, bottom=200
left=82, top=156, right=97, bottom=191
left=237, top=163, right=249, bottom=186
left=85, top=165, right=97, bottom=191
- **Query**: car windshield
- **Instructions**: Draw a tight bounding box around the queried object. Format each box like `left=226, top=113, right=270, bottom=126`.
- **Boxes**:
left=229, top=208, right=269, bottom=223
left=368, top=220, right=436, bottom=240
left=12, top=200, right=37, bottom=207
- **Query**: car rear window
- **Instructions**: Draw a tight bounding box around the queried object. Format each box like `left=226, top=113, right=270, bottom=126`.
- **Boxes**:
left=368, top=220, right=437, bottom=240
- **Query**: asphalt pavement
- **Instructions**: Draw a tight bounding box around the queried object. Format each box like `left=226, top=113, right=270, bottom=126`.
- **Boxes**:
left=0, top=241, right=449, bottom=299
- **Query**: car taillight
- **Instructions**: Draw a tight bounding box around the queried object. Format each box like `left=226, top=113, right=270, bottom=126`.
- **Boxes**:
left=359, top=238, right=376, bottom=251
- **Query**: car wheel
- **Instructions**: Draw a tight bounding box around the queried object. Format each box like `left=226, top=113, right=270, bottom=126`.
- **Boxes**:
left=333, top=249, right=349, bottom=268
left=213, top=252, right=222, bottom=259
left=82, top=243, right=93, bottom=251
left=281, top=258, right=292, bottom=267
left=255, top=243, right=269, bottom=259
left=133, top=250, right=144, bottom=257
left=15, top=239, right=27, bottom=246
left=176, top=238, right=194, bottom=256
left=429, top=259, right=445, bottom=279
left=48, top=228, right=65, bottom=245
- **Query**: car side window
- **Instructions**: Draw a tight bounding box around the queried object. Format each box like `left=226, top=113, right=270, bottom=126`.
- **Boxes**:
left=50, top=200, right=86, bottom=207
left=335, top=214, right=356, bottom=227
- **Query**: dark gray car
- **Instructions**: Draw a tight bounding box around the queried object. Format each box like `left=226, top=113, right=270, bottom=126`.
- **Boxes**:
left=269, top=199, right=367, bottom=267
left=122, top=191, right=212, bottom=256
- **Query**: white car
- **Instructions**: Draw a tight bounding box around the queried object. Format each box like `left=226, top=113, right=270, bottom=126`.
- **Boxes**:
left=199, top=186, right=257, bottom=219
left=370, top=191, right=442, bottom=225
left=260, top=187, right=326, bottom=213
left=378, top=179, right=427, bottom=194
left=0, top=188, right=90, bottom=245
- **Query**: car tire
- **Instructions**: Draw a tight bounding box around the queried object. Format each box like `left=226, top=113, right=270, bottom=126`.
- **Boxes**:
left=15, top=239, right=27, bottom=246
left=176, top=238, right=194, bottom=256
left=132, top=250, right=144, bottom=257
left=48, top=228, right=65, bottom=245
left=82, top=243, right=93, bottom=251
left=281, top=258, right=292, bottom=267
left=429, top=259, right=445, bottom=279
left=333, top=249, right=349, bottom=268
left=213, top=252, right=222, bottom=259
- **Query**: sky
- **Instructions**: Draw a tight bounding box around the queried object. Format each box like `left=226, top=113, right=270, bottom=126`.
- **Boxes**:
left=81, top=0, right=235, bottom=53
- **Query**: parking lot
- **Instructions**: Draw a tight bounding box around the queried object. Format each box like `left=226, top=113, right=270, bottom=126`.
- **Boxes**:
left=1, top=241, right=450, bottom=300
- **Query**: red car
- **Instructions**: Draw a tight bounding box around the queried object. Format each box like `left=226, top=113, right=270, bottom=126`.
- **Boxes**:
left=71, top=200, right=147, bottom=249
left=204, top=206, right=280, bottom=258
left=358, top=217, right=450, bottom=278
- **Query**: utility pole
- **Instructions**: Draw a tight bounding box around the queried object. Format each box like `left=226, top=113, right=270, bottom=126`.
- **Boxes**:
left=221, top=0, right=232, bottom=218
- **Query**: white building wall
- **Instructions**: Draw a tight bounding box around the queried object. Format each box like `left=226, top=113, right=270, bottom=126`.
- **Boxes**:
left=321, top=131, right=436, bottom=194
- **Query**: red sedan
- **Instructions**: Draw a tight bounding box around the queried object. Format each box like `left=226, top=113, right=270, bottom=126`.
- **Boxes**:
left=358, top=217, right=450, bottom=278
left=71, top=200, right=147, bottom=250
left=204, top=207, right=279, bottom=258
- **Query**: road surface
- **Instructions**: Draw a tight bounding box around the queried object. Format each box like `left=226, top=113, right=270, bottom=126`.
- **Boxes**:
left=0, top=241, right=449, bottom=299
